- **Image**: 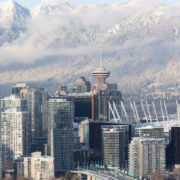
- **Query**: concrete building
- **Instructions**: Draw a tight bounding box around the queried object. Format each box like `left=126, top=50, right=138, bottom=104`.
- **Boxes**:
left=129, top=137, right=165, bottom=178
left=102, top=125, right=130, bottom=169
left=0, top=95, right=30, bottom=171
left=47, top=98, right=74, bottom=174
left=16, top=152, right=54, bottom=180
left=135, top=126, right=164, bottom=138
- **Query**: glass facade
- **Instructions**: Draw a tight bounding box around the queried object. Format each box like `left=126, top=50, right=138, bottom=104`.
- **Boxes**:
left=47, top=98, right=74, bottom=173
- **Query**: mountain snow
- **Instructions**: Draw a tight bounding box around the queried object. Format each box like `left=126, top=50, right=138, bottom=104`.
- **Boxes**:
left=0, top=0, right=180, bottom=94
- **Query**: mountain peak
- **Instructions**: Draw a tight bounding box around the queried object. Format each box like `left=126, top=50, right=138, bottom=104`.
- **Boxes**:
left=129, top=0, right=160, bottom=6
left=31, top=0, right=76, bottom=17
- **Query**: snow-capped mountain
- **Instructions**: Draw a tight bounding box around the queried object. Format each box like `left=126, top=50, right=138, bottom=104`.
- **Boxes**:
left=0, top=0, right=30, bottom=45
left=31, top=0, right=77, bottom=17
left=0, top=0, right=180, bottom=95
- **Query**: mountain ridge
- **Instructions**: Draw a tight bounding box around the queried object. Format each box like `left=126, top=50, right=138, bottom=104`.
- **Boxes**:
left=0, top=0, right=180, bottom=95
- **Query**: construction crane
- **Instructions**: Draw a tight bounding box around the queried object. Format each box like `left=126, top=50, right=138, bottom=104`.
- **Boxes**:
left=84, top=56, right=95, bottom=121
left=56, top=58, right=67, bottom=96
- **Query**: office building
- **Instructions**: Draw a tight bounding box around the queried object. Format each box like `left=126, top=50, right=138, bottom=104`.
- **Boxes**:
left=166, top=126, right=180, bottom=169
left=135, top=126, right=164, bottom=138
left=25, top=87, right=48, bottom=143
left=47, top=98, right=74, bottom=174
left=16, top=152, right=54, bottom=180
left=102, top=125, right=130, bottom=169
left=0, top=95, right=30, bottom=171
left=129, top=137, right=165, bottom=178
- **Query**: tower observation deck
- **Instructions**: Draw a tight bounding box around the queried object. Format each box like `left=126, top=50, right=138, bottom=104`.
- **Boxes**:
left=92, top=66, right=110, bottom=90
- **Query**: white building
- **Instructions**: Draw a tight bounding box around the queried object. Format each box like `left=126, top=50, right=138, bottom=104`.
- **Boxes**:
left=135, top=126, right=164, bottom=139
left=128, top=137, right=165, bottom=178
left=16, top=152, right=54, bottom=180
left=102, top=125, right=130, bottom=169
left=0, top=95, right=30, bottom=170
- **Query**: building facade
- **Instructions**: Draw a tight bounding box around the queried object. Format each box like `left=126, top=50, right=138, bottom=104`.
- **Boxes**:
left=16, top=152, right=54, bottom=180
left=0, top=95, right=30, bottom=171
left=135, top=126, right=164, bottom=139
left=129, top=137, right=165, bottom=178
left=102, top=125, right=130, bottom=169
left=166, top=126, right=180, bottom=168
left=47, top=98, right=74, bottom=173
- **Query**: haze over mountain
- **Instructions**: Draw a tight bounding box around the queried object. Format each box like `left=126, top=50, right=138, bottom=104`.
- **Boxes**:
left=0, top=0, right=180, bottom=95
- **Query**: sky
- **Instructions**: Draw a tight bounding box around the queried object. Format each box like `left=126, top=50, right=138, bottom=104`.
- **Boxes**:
left=0, top=0, right=180, bottom=8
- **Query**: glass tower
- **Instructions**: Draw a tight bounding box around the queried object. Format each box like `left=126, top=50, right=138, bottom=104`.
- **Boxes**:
left=47, top=98, right=74, bottom=173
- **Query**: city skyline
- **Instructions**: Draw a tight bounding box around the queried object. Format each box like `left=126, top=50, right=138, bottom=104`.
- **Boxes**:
left=0, top=0, right=179, bottom=8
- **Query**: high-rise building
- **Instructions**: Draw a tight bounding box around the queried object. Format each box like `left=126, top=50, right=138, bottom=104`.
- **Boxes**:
left=135, top=126, right=164, bottom=139
left=166, top=126, right=180, bottom=169
left=12, top=84, right=48, bottom=151
left=16, top=152, right=54, bottom=180
left=0, top=95, right=30, bottom=171
left=47, top=98, right=74, bottom=174
left=102, top=125, right=130, bottom=169
left=25, top=87, right=48, bottom=142
left=129, top=137, right=165, bottom=178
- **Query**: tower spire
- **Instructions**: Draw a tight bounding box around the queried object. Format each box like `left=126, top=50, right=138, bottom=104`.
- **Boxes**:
left=100, top=56, right=102, bottom=68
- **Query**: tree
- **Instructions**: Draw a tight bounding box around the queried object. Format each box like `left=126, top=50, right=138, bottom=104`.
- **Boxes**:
left=149, top=171, right=163, bottom=180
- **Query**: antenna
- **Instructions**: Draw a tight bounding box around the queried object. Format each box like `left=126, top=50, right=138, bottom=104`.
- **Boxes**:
left=100, top=56, right=102, bottom=67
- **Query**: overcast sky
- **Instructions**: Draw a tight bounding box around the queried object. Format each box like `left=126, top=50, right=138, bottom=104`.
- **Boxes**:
left=0, top=0, right=180, bottom=8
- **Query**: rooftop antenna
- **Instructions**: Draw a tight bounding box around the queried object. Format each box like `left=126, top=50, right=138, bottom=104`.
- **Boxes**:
left=100, top=56, right=102, bottom=67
